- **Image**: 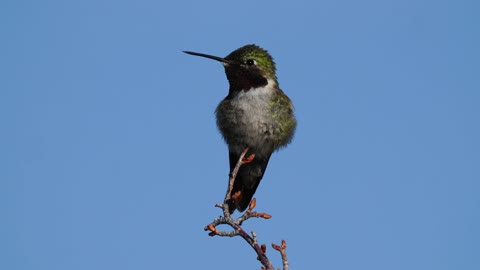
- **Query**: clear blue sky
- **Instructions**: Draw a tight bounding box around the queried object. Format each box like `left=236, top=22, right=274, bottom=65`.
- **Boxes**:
left=2, top=1, right=479, bottom=269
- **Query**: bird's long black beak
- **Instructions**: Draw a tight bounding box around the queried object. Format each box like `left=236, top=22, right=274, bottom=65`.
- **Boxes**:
left=183, top=51, right=236, bottom=66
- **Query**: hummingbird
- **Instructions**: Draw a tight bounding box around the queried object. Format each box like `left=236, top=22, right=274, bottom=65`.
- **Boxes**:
left=184, top=44, right=296, bottom=214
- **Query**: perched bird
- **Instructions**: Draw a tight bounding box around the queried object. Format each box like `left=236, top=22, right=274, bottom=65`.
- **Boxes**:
left=184, top=45, right=296, bottom=213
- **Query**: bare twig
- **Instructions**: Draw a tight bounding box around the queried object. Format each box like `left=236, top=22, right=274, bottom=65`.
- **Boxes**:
left=272, top=240, right=289, bottom=270
left=205, top=147, right=289, bottom=270
left=222, top=147, right=250, bottom=217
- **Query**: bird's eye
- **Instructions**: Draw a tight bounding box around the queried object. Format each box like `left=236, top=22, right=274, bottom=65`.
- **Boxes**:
left=246, top=59, right=255, bottom=66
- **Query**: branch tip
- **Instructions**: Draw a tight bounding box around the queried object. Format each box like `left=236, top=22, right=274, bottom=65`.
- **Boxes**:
left=255, top=212, right=272, bottom=219
left=249, top=198, right=257, bottom=211
left=261, top=244, right=267, bottom=254
left=205, top=223, right=216, bottom=233
left=242, top=153, right=256, bottom=164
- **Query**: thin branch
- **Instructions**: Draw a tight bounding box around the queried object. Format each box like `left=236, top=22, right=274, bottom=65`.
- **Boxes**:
left=222, top=147, right=250, bottom=217
left=205, top=147, right=289, bottom=270
left=272, top=240, right=289, bottom=270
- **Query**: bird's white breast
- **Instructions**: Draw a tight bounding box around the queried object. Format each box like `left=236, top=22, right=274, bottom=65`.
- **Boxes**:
left=227, top=80, right=277, bottom=154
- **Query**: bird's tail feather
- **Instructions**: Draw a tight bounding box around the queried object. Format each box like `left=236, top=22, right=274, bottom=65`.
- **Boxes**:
left=228, top=151, right=271, bottom=214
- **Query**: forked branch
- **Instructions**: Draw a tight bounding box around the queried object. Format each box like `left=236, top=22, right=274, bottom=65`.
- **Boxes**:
left=205, top=147, right=289, bottom=270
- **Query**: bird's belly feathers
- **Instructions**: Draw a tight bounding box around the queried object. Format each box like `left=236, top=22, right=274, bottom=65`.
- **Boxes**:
left=215, top=86, right=295, bottom=157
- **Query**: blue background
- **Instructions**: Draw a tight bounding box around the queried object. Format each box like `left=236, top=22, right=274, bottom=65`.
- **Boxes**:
left=2, top=0, right=479, bottom=269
